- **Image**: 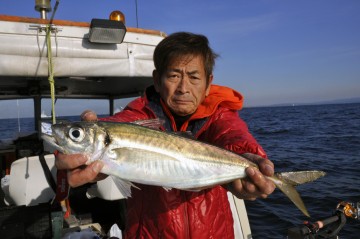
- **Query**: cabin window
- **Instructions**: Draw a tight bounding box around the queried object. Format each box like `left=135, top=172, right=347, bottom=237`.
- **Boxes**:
left=0, top=98, right=136, bottom=141
left=114, top=98, right=136, bottom=114
left=41, top=98, right=135, bottom=118
left=42, top=99, right=110, bottom=119
left=0, top=99, right=34, bottom=140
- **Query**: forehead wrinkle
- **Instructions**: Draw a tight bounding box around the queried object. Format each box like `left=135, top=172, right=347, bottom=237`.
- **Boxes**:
left=187, top=70, right=200, bottom=75
left=168, top=68, right=200, bottom=75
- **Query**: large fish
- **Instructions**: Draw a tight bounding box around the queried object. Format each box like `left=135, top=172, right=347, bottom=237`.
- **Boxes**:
left=42, top=120, right=326, bottom=217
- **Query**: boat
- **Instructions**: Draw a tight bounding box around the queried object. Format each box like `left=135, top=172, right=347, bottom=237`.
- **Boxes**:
left=0, top=2, right=252, bottom=238
left=41, top=111, right=51, bottom=118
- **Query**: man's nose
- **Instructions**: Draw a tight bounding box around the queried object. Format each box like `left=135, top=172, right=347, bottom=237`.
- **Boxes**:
left=177, top=77, right=190, bottom=93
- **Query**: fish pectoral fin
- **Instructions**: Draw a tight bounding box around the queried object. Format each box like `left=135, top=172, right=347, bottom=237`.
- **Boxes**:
left=111, top=176, right=140, bottom=198
left=162, top=187, right=202, bottom=192
left=183, top=188, right=202, bottom=192
left=162, top=187, right=172, bottom=192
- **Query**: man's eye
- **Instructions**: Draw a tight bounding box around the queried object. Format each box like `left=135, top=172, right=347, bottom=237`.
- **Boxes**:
left=167, top=74, right=180, bottom=81
left=190, top=76, right=199, bottom=80
left=189, top=76, right=202, bottom=84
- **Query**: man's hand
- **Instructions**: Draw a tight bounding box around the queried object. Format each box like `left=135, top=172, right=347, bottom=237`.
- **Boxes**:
left=55, top=152, right=105, bottom=187
left=54, top=110, right=106, bottom=187
left=228, top=153, right=275, bottom=200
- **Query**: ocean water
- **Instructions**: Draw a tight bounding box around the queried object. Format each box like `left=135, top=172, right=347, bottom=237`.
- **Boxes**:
left=1, top=103, right=359, bottom=238
left=240, top=103, right=360, bottom=239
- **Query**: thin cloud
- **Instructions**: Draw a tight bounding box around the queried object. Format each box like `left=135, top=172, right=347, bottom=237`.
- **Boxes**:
left=272, top=45, right=360, bottom=63
left=212, top=13, right=280, bottom=37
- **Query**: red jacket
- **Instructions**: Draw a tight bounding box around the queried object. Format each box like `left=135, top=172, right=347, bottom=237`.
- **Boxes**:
left=103, top=85, right=266, bottom=239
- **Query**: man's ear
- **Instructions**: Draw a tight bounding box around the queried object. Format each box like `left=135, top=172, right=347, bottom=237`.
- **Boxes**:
left=205, top=74, right=213, bottom=96
left=153, top=70, right=160, bottom=93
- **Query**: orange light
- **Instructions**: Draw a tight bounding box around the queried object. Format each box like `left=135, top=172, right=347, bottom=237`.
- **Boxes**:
left=109, top=10, right=126, bottom=24
left=337, top=201, right=358, bottom=219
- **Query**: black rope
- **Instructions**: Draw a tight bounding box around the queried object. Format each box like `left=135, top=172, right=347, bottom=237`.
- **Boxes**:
left=39, top=154, right=57, bottom=193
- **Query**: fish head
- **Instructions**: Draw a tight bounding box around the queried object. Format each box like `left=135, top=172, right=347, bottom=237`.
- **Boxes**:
left=42, top=121, right=109, bottom=162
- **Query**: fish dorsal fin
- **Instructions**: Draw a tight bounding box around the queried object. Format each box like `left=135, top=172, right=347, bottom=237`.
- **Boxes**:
left=132, top=118, right=164, bottom=129
left=172, top=131, right=195, bottom=139
left=132, top=119, right=194, bottom=139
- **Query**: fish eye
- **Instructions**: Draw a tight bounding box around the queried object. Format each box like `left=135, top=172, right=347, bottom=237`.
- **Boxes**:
left=69, top=127, right=85, bottom=142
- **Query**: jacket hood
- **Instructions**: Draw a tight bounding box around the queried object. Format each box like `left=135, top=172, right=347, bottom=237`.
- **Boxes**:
left=192, top=84, right=243, bottom=119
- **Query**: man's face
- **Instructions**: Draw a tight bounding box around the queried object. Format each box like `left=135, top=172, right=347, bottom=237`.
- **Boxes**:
left=154, top=55, right=213, bottom=116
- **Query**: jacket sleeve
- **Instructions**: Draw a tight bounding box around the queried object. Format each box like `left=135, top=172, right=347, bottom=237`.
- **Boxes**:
left=100, top=97, right=155, bottom=122
left=199, top=108, right=267, bottom=158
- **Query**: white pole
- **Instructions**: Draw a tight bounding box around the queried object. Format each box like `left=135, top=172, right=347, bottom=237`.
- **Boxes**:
left=17, top=100, right=21, bottom=133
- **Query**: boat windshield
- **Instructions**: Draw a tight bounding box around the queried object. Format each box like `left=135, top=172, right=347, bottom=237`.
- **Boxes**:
left=0, top=97, right=135, bottom=141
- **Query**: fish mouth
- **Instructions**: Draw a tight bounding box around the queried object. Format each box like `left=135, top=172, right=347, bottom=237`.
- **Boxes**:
left=41, top=134, right=64, bottom=152
left=41, top=122, right=64, bottom=152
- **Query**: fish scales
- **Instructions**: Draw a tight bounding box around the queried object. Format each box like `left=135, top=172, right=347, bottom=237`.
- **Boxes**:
left=103, top=122, right=253, bottom=167
left=104, top=123, right=244, bottom=187
left=106, top=122, right=252, bottom=186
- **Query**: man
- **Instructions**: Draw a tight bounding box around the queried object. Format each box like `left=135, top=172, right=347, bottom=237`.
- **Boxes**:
left=56, top=32, right=275, bottom=238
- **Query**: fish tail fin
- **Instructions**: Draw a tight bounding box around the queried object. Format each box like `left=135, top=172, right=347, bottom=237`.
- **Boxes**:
left=272, top=170, right=326, bottom=217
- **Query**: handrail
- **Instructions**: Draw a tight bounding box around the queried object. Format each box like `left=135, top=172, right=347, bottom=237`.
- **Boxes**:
left=0, top=14, right=166, bottom=37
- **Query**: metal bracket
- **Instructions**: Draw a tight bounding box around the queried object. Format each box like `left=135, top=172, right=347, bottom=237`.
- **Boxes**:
left=29, top=24, right=62, bottom=34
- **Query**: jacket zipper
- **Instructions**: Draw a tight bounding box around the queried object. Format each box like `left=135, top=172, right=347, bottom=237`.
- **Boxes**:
left=159, top=99, right=191, bottom=238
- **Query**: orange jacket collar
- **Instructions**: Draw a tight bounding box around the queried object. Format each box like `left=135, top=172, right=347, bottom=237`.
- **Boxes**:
left=160, top=84, right=243, bottom=131
left=192, top=84, right=243, bottom=120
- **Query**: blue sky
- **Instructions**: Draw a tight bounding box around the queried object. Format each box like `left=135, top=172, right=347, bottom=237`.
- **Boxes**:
left=1, top=0, right=360, bottom=117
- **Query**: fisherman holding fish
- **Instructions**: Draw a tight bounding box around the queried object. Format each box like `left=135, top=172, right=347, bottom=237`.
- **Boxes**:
left=54, top=32, right=278, bottom=238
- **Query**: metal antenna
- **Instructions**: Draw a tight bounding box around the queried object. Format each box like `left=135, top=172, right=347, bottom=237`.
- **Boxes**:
left=135, top=0, right=139, bottom=28
left=49, top=0, right=60, bottom=24
left=35, top=0, right=52, bottom=19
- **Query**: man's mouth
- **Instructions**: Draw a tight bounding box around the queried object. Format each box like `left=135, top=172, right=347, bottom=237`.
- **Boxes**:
left=173, top=99, right=191, bottom=104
